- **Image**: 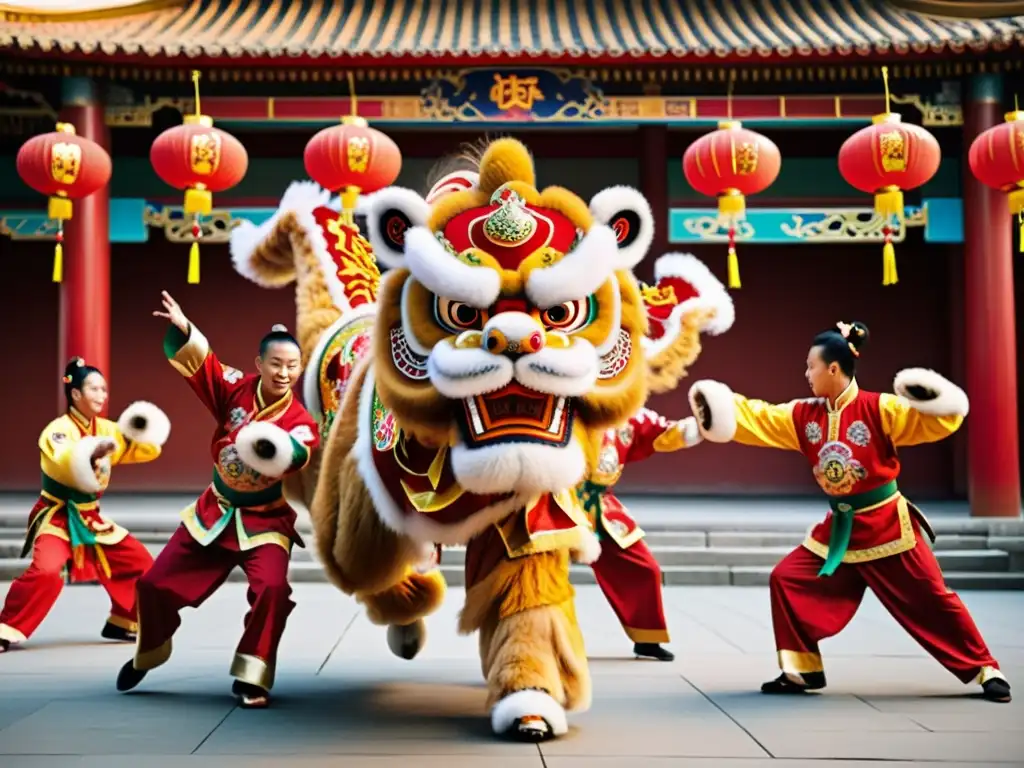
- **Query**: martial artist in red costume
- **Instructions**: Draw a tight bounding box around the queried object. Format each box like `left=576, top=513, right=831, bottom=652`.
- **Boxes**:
left=579, top=409, right=702, bottom=661
left=116, top=291, right=319, bottom=708
left=688, top=320, right=1011, bottom=703
left=0, top=359, right=170, bottom=651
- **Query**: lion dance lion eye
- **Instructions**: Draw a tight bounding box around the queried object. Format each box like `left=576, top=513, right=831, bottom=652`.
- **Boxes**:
left=435, top=297, right=483, bottom=333
left=540, top=299, right=592, bottom=333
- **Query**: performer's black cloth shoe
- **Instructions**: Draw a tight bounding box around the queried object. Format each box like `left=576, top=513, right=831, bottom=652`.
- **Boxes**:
left=982, top=678, right=1011, bottom=703
left=233, top=680, right=270, bottom=709
left=101, top=622, right=137, bottom=643
left=115, top=660, right=147, bottom=692
left=0, top=639, right=9, bottom=653
left=634, top=643, right=675, bottom=661
left=761, top=672, right=826, bottom=693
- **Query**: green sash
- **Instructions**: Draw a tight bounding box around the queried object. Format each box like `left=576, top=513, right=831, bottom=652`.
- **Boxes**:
left=190, top=472, right=285, bottom=546
left=576, top=480, right=607, bottom=540
left=818, top=480, right=899, bottom=577
left=40, top=474, right=99, bottom=551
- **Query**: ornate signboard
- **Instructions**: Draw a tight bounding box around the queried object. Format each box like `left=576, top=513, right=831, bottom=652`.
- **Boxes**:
left=420, top=69, right=604, bottom=122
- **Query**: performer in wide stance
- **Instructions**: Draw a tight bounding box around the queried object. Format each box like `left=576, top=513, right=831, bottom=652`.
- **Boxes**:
left=579, top=409, right=702, bottom=661
left=687, top=321, right=1010, bottom=703
left=116, top=291, right=318, bottom=708
left=0, top=358, right=170, bottom=652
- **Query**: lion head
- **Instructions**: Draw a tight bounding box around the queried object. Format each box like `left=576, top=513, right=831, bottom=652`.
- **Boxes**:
left=362, top=137, right=653, bottom=498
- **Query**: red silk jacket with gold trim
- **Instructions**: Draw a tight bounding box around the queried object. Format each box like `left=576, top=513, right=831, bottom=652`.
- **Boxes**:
left=583, top=408, right=697, bottom=549
left=164, top=323, right=319, bottom=552
left=729, top=380, right=963, bottom=564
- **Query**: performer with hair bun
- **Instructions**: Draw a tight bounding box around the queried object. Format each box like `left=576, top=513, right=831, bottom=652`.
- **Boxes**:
left=0, top=358, right=170, bottom=652
left=116, top=291, right=318, bottom=709
left=687, top=321, right=1010, bottom=703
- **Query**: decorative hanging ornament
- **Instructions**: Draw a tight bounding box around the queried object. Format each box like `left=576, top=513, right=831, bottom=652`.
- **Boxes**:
left=838, top=66, right=941, bottom=286
left=150, top=71, right=248, bottom=283
left=682, top=119, right=781, bottom=289
left=967, top=98, right=1024, bottom=253
left=303, top=73, right=402, bottom=225
left=16, top=122, right=111, bottom=283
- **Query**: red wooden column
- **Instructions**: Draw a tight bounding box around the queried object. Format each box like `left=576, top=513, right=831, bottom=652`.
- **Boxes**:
left=58, top=78, right=110, bottom=411
left=963, top=72, right=1020, bottom=517
left=638, top=124, right=669, bottom=283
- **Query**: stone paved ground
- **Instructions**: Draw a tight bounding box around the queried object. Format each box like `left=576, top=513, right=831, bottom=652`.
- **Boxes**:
left=0, top=581, right=1021, bottom=767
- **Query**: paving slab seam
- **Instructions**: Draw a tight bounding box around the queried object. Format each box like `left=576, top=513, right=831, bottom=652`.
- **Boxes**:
left=317, top=610, right=360, bottom=675
left=675, top=674, right=775, bottom=759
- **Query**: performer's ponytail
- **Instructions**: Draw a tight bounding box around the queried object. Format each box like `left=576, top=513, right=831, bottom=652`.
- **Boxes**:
left=62, top=357, right=102, bottom=406
left=811, top=321, right=870, bottom=377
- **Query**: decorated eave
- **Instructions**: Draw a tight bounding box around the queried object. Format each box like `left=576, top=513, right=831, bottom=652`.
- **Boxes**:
left=1, top=0, right=1023, bottom=66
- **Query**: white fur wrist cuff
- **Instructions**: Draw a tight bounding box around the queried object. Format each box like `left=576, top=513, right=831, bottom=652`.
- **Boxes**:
left=117, top=401, right=171, bottom=447
left=236, top=422, right=295, bottom=478
left=69, top=436, right=116, bottom=494
left=687, top=380, right=737, bottom=443
left=893, top=368, right=970, bottom=418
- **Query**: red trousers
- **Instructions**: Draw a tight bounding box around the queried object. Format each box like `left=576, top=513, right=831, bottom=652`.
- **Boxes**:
left=770, top=531, right=1001, bottom=684
left=0, top=533, right=153, bottom=643
left=592, top=536, right=669, bottom=644
left=133, top=524, right=294, bottom=691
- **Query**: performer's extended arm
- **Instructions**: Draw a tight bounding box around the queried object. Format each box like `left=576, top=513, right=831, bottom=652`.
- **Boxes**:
left=687, top=380, right=801, bottom=450
left=156, top=291, right=240, bottom=421
left=622, top=408, right=702, bottom=464
left=235, top=416, right=321, bottom=479
left=880, top=368, right=969, bottom=448
left=108, top=401, right=173, bottom=465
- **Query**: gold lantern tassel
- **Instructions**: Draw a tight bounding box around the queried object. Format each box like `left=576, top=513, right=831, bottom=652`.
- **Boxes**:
left=52, top=239, right=63, bottom=283
left=882, top=242, right=898, bottom=286
left=188, top=241, right=200, bottom=284
left=1019, top=212, right=1023, bottom=254
left=727, top=246, right=741, bottom=289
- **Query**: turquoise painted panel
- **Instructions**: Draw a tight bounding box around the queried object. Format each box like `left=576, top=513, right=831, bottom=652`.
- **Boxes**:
left=668, top=201, right=962, bottom=245
left=923, top=198, right=963, bottom=243
left=109, top=198, right=148, bottom=242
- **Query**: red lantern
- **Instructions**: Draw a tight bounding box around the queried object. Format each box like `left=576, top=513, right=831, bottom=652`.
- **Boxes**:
left=304, top=115, right=402, bottom=217
left=838, top=67, right=941, bottom=286
left=683, top=121, right=781, bottom=289
left=149, top=71, right=248, bottom=283
left=968, top=108, right=1024, bottom=252
left=16, top=122, right=112, bottom=282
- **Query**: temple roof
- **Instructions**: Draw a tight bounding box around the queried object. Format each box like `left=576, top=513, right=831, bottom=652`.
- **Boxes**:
left=1, top=0, right=1022, bottom=63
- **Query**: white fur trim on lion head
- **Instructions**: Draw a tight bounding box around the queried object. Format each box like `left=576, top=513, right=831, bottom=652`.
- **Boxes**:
left=426, top=171, right=480, bottom=204
left=230, top=180, right=331, bottom=287
left=688, top=380, right=737, bottom=443
left=365, top=186, right=431, bottom=269
left=524, top=225, right=619, bottom=307
left=235, top=422, right=295, bottom=479
left=589, top=185, right=654, bottom=271
left=116, top=401, right=171, bottom=447
left=653, top=253, right=735, bottom=336
left=893, top=368, right=970, bottom=418
left=404, top=227, right=502, bottom=307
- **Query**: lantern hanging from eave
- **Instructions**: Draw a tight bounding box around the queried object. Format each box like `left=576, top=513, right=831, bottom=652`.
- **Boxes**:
left=150, top=71, right=248, bottom=283
left=838, top=66, right=941, bottom=286
left=682, top=121, right=782, bottom=289
left=967, top=104, right=1024, bottom=252
left=304, top=73, right=402, bottom=224
left=16, top=122, right=112, bottom=283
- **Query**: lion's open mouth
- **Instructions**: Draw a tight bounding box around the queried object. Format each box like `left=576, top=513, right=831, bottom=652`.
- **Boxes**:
left=458, top=382, right=573, bottom=449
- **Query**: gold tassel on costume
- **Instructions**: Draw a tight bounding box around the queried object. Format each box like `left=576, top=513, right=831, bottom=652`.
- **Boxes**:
left=94, top=544, right=112, bottom=580
left=882, top=241, right=898, bottom=286
left=727, top=247, right=741, bottom=289
left=52, top=241, right=63, bottom=283
left=188, top=241, right=200, bottom=284
left=1018, top=213, right=1023, bottom=254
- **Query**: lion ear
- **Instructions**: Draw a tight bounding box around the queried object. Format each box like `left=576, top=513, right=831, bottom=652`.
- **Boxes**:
left=365, top=187, right=430, bottom=269
left=588, top=186, right=654, bottom=270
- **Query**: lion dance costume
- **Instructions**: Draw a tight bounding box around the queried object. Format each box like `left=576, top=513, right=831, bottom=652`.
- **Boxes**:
left=230, top=137, right=733, bottom=740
